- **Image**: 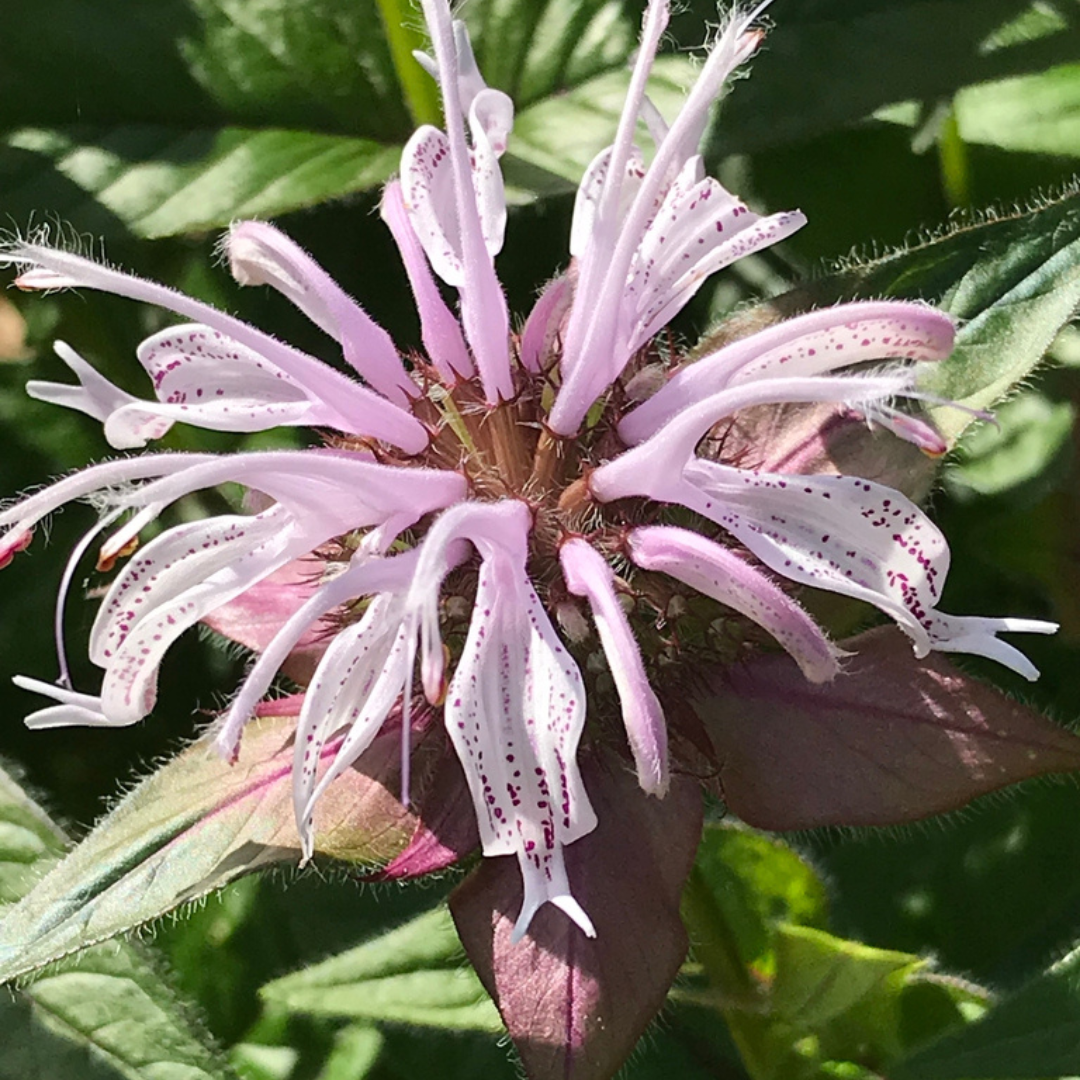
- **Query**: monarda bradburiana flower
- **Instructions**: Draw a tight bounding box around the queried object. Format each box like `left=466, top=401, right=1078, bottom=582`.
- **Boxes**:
left=0, top=0, right=1061, bottom=1071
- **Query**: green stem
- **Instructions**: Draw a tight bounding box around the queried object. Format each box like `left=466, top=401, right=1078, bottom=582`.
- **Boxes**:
left=937, top=103, right=971, bottom=210
left=681, top=866, right=776, bottom=1080
left=375, top=0, right=443, bottom=128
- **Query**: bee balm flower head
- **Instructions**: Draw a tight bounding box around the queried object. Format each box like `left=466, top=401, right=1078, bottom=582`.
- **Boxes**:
left=1, top=0, right=1055, bottom=949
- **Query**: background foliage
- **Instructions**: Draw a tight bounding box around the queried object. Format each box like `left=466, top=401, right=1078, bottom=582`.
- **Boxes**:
left=2, top=1, right=1080, bottom=1077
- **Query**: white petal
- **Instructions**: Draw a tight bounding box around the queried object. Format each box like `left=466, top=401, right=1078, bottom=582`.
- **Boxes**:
left=446, top=550, right=596, bottom=938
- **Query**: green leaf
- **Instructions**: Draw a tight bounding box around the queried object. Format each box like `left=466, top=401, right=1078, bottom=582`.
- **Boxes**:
left=770, top=925, right=921, bottom=1031
left=889, top=941, right=1080, bottom=1079
left=882, top=64, right=1080, bottom=161
left=314, top=1025, right=384, bottom=1080
left=260, top=906, right=503, bottom=1033
left=181, top=0, right=408, bottom=139
left=946, top=390, right=1075, bottom=498
left=0, top=761, right=235, bottom=1080
left=774, top=185, right=1080, bottom=444
left=691, top=823, right=829, bottom=977
left=711, top=0, right=1080, bottom=154
left=2, top=126, right=400, bottom=240
left=0, top=764, right=67, bottom=906
left=0, top=718, right=419, bottom=984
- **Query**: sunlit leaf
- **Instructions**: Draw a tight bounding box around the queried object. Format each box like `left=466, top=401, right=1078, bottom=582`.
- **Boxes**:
left=946, top=390, right=1075, bottom=498
left=315, top=1025, right=384, bottom=1080
left=690, top=823, right=828, bottom=977
left=0, top=717, right=421, bottom=984
left=711, top=0, right=1080, bottom=154
left=0, top=762, right=234, bottom=1080
left=1, top=126, right=399, bottom=240
left=771, top=925, right=921, bottom=1031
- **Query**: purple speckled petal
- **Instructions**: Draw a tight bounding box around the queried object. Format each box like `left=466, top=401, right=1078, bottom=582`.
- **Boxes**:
left=407, top=0, right=513, bottom=403
left=568, top=144, right=647, bottom=260
left=95, top=508, right=312, bottom=727
left=217, top=551, right=421, bottom=760
left=594, top=371, right=915, bottom=502
left=380, top=180, right=473, bottom=381
left=552, top=2, right=782, bottom=436
left=445, top=527, right=597, bottom=941
left=110, top=323, right=331, bottom=447
left=226, top=221, right=415, bottom=406
left=628, top=525, right=842, bottom=683
left=7, top=243, right=429, bottom=452
left=559, top=538, right=668, bottom=795
left=293, top=590, right=416, bottom=859
left=620, top=300, right=956, bottom=445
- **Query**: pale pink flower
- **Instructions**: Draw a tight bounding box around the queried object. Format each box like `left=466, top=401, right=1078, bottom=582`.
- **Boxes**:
left=0, top=0, right=1054, bottom=942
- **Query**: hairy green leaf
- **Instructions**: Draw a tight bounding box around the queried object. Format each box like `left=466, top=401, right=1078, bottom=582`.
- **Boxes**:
left=0, top=762, right=234, bottom=1080
left=770, top=186, right=1080, bottom=444
left=261, top=906, right=503, bottom=1032
left=771, top=925, right=921, bottom=1031
left=315, top=1025, right=384, bottom=1080
left=0, top=718, right=418, bottom=984
left=890, top=942, right=1080, bottom=1079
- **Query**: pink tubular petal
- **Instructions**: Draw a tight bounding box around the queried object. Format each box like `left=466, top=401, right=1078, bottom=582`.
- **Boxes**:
left=5, top=244, right=428, bottom=452
left=678, top=461, right=950, bottom=655
left=26, top=341, right=140, bottom=425
left=559, top=538, right=669, bottom=795
left=0, top=453, right=219, bottom=547
left=380, top=180, right=473, bottom=381
left=414, top=0, right=513, bottom=403
left=627, top=525, right=842, bottom=683
left=620, top=301, right=956, bottom=445
left=217, top=551, right=419, bottom=760
left=446, top=542, right=597, bottom=942
left=519, top=275, right=571, bottom=373
left=553, top=1, right=780, bottom=436
left=226, top=221, right=415, bottom=406
left=98, top=450, right=466, bottom=533
left=405, top=500, right=533, bottom=700
left=594, top=371, right=916, bottom=504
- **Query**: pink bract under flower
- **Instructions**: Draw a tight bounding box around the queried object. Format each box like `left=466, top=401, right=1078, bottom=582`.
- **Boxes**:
left=0, top=0, right=1056, bottom=940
